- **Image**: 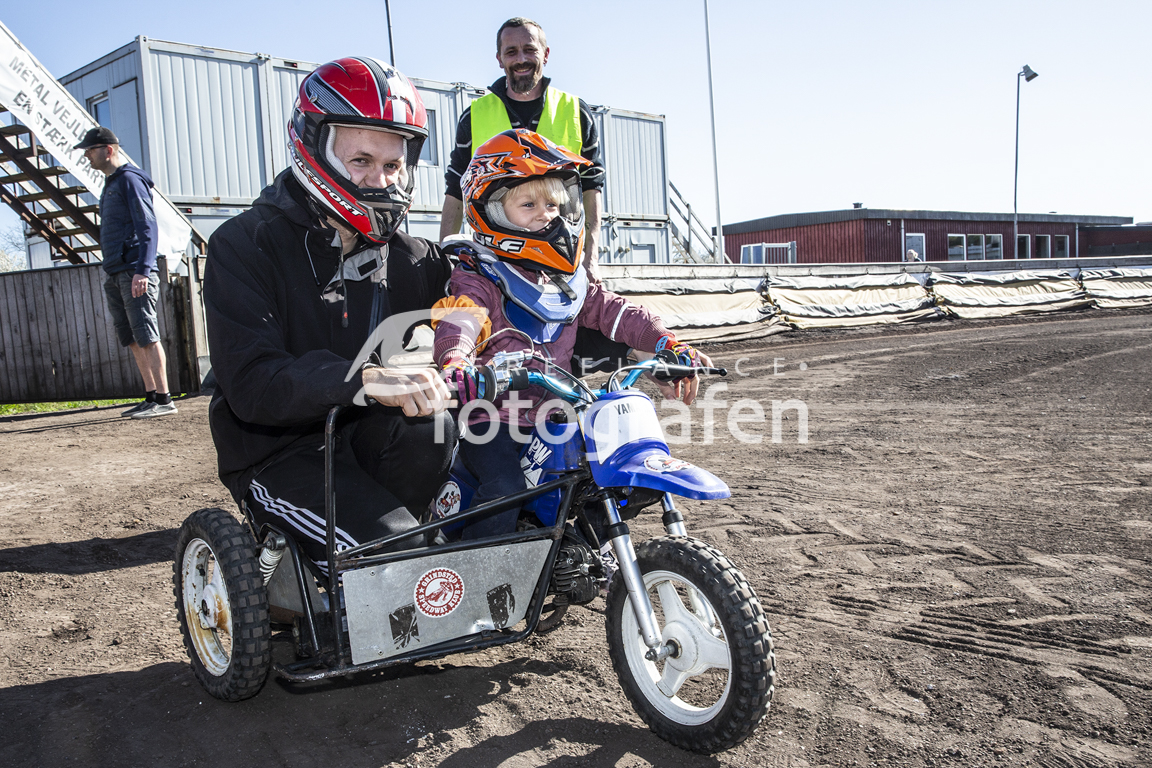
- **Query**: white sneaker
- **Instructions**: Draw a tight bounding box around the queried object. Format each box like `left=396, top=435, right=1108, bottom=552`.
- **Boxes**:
left=131, top=401, right=178, bottom=419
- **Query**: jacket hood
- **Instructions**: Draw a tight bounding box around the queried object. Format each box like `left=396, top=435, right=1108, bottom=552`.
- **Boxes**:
left=253, top=169, right=316, bottom=229
left=111, top=163, right=154, bottom=190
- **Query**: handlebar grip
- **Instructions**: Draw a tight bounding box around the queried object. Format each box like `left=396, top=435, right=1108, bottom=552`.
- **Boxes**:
left=508, top=367, right=532, bottom=392
left=651, top=363, right=727, bottom=381
left=475, top=365, right=498, bottom=402
left=652, top=363, right=697, bottom=382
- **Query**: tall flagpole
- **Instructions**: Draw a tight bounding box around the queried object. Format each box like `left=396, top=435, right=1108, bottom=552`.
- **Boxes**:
left=704, top=0, right=725, bottom=262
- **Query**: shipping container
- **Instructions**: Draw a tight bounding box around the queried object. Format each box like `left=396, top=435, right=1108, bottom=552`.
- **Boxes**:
left=53, top=36, right=675, bottom=262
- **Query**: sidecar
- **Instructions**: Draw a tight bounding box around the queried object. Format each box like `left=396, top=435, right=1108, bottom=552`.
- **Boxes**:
left=174, top=405, right=591, bottom=698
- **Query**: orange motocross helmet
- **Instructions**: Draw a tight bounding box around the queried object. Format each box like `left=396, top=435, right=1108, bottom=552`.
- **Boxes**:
left=461, top=129, right=590, bottom=274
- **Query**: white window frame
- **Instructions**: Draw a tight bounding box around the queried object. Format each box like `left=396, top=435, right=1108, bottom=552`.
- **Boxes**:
left=966, top=233, right=985, bottom=261
left=904, top=233, right=926, bottom=261
left=985, top=234, right=1003, bottom=260
left=1036, top=234, right=1051, bottom=259
left=87, top=92, right=110, bottom=126
left=1016, top=234, right=1030, bottom=259
left=1053, top=235, right=1069, bottom=259
left=419, top=108, right=438, bottom=166
left=947, top=234, right=965, bottom=261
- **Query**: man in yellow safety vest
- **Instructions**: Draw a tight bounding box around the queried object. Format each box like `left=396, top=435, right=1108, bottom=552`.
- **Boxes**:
left=439, top=17, right=605, bottom=281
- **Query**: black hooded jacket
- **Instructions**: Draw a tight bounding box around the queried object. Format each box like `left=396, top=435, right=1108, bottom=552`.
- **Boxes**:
left=204, top=170, right=451, bottom=502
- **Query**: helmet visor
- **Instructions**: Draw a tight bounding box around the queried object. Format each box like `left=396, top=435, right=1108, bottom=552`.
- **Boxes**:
left=486, top=173, right=583, bottom=233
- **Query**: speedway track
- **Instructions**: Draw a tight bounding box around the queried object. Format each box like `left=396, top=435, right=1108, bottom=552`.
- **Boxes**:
left=1, top=308, right=1150, bottom=767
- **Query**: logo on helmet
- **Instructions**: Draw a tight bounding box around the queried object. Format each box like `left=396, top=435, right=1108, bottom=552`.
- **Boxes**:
left=291, top=151, right=366, bottom=217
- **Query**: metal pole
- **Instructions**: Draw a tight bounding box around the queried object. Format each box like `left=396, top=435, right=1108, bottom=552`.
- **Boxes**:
left=704, top=0, right=725, bottom=263
left=384, top=0, right=396, bottom=66
left=1013, top=71, right=1021, bottom=258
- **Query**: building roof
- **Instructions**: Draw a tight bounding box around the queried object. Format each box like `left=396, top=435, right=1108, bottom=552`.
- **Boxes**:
left=724, top=208, right=1133, bottom=235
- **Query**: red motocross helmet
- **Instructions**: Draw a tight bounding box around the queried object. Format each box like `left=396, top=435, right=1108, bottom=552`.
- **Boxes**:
left=288, top=57, right=428, bottom=244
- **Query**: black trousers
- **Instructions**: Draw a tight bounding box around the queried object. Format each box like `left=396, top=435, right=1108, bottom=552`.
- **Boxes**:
left=244, top=407, right=456, bottom=571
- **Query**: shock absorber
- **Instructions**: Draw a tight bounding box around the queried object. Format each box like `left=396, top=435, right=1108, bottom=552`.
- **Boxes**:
left=259, top=533, right=288, bottom=585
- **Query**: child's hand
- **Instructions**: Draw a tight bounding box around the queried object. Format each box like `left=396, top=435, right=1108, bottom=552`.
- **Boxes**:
left=652, top=338, right=710, bottom=406
left=443, top=359, right=484, bottom=404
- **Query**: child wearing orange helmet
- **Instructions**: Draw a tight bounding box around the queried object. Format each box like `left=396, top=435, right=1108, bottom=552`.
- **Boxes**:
left=432, top=129, right=706, bottom=540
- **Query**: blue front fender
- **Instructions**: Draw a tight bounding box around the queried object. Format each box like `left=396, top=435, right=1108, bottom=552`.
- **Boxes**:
left=589, top=443, right=731, bottom=500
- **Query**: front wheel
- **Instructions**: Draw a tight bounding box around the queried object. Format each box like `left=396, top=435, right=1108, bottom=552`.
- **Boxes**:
left=605, top=536, right=776, bottom=754
left=174, top=507, right=271, bottom=701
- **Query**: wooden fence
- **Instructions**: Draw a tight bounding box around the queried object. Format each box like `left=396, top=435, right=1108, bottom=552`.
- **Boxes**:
left=0, top=261, right=201, bottom=403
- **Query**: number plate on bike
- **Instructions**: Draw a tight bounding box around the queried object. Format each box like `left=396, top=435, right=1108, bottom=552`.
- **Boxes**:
left=342, top=539, right=552, bottom=664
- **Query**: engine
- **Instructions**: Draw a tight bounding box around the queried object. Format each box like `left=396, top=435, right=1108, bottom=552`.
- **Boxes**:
left=550, top=534, right=600, bottom=605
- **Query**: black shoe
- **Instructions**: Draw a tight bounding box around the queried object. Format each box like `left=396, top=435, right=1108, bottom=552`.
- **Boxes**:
left=120, top=400, right=150, bottom=417
left=131, top=402, right=178, bottom=419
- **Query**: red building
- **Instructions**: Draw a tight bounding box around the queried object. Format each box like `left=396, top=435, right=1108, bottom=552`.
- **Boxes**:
left=723, top=208, right=1140, bottom=264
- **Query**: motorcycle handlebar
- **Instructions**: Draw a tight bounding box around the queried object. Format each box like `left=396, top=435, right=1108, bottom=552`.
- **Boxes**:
left=452, top=356, right=727, bottom=404
left=651, top=363, right=728, bottom=382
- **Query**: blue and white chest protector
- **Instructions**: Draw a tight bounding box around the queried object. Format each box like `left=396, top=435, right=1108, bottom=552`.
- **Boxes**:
left=466, top=246, right=588, bottom=344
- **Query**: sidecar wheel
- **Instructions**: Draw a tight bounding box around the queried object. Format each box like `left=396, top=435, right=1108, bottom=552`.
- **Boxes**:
left=605, top=536, right=775, bottom=754
left=174, top=508, right=271, bottom=701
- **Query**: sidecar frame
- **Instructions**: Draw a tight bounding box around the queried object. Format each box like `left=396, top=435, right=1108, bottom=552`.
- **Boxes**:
left=255, top=406, right=593, bottom=683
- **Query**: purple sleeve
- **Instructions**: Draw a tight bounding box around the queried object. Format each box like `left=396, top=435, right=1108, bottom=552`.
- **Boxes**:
left=433, top=268, right=501, bottom=367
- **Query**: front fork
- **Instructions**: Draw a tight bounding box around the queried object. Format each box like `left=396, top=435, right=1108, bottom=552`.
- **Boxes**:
left=603, top=492, right=689, bottom=661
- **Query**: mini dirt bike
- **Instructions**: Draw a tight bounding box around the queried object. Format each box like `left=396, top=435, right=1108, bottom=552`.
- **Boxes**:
left=174, top=353, right=776, bottom=754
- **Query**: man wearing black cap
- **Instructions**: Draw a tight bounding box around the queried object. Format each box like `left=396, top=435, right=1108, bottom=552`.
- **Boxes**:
left=75, top=125, right=176, bottom=418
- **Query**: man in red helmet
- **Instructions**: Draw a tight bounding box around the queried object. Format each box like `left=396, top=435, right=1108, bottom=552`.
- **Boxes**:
left=439, top=17, right=605, bottom=283
left=204, top=58, right=455, bottom=565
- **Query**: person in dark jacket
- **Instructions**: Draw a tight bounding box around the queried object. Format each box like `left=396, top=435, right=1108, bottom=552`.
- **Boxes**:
left=76, top=125, right=176, bottom=418
left=204, top=59, right=456, bottom=567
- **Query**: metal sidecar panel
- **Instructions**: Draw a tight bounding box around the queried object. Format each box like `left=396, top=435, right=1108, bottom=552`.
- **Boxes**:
left=342, top=539, right=553, bottom=665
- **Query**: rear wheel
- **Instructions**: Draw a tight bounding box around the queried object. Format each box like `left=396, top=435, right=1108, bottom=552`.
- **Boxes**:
left=605, top=536, right=775, bottom=753
left=174, top=508, right=271, bottom=701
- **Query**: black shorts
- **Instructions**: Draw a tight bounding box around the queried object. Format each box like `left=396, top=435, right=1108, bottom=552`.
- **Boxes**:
left=244, top=407, right=456, bottom=571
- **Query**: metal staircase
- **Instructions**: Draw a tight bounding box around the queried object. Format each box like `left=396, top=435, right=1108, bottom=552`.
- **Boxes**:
left=0, top=109, right=101, bottom=265
left=668, top=181, right=721, bottom=264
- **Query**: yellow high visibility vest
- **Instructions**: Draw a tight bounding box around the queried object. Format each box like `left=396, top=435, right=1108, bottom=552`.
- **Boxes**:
left=470, top=86, right=582, bottom=156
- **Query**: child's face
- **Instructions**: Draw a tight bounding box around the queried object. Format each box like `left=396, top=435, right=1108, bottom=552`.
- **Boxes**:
left=504, top=185, right=560, bottom=231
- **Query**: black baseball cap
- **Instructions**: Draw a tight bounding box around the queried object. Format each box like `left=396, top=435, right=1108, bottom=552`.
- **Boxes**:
left=74, top=126, right=119, bottom=150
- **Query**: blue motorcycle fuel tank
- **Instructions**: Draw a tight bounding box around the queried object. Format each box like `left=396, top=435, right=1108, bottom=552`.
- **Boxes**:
left=584, top=392, right=730, bottom=500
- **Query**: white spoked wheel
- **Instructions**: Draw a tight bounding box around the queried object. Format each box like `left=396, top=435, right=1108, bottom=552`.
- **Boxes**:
left=174, top=508, right=271, bottom=701
left=606, top=536, right=776, bottom=754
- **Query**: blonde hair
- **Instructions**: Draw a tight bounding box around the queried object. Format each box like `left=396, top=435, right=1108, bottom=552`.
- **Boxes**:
left=507, top=176, right=567, bottom=206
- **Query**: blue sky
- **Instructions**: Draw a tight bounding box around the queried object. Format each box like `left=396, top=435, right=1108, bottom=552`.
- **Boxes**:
left=2, top=0, right=1150, bottom=242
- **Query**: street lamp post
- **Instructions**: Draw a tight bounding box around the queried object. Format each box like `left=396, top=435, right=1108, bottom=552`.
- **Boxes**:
left=704, top=0, right=724, bottom=262
left=1014, top=64, right=1038, bottom=258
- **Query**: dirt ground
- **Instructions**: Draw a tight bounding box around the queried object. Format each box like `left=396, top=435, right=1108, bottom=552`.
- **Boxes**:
left=2, top=308, right=1151, bottom=768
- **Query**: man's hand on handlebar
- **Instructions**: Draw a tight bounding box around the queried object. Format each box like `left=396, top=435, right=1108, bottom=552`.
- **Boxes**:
left=362, top=366, right=454, bottom=417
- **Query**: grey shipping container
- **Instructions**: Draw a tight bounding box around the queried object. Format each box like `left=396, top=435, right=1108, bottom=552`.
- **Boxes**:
left=57, top=36, right=674, bottom=262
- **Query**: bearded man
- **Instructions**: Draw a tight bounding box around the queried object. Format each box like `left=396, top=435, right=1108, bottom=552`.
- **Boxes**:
left=438, top=17, right=605, bottom=282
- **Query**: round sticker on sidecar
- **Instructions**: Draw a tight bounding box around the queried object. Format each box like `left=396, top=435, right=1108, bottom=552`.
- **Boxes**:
left=415, top=568, right=465, bottom=618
